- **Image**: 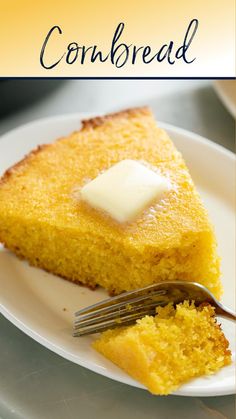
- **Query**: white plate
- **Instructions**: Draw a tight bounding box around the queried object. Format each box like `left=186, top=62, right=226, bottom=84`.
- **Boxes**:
left=214, top=80, right=236, bottom=118
left=0, top=113, right=235, bottom=397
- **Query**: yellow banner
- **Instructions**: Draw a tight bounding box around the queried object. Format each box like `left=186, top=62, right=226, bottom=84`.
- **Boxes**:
left=0, top=0, right=235, bottom=77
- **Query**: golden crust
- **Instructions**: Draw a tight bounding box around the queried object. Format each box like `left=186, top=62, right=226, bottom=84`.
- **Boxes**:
left=0, top=107, right=150, bottom=186
left=81, top=106, right=150, bottom=131
left=0, top=144, right=49, bottom=186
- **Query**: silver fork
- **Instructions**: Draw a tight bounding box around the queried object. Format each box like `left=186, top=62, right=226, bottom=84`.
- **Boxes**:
left=73, top=281, right=236, bottom=337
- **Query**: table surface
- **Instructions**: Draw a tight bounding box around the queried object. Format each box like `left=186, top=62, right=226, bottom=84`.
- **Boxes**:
left=0, top=80, right=235, bottom=419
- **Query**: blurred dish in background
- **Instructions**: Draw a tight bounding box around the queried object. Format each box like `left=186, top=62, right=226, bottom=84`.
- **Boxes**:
left=0, top=80, right=63, bottom=116
left=214, top=80, right=236, bottom=118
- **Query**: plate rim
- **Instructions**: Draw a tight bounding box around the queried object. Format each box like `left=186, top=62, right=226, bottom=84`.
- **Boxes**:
left=0, top=112, right=235, bottom=398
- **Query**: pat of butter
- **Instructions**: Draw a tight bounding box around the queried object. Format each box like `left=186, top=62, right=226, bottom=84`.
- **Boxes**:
left=81, top=159, right=170, bottom=223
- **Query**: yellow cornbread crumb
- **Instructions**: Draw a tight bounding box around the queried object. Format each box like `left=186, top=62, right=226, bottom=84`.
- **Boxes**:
left=0, top=107, right=221, bottom=297
left=93, top=301, right=231, bottom=395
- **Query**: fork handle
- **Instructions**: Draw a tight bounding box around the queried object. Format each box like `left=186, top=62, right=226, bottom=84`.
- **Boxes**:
left=215, top=305, right=236, bottom=322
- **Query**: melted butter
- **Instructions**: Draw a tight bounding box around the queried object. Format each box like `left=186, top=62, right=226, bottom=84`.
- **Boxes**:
left=79, top=160, right=172, bottom=224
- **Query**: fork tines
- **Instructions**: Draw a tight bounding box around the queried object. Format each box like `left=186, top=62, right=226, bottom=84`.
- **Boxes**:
left=73, top=283, right=168, bottom=337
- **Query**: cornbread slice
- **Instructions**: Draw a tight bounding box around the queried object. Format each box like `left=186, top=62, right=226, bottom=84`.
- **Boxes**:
left=0, top=107, right=221, bottom=296
left=93, top=302, right=231, bottom=395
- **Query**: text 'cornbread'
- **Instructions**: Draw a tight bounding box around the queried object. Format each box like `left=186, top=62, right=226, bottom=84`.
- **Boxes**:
left=0, top=107, right=221, bottom=297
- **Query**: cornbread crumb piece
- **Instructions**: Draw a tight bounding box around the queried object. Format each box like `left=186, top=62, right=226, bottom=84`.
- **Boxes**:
left=0, top=107, right=221, bottom=297
left=93, top=301, right=231, bottom=395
